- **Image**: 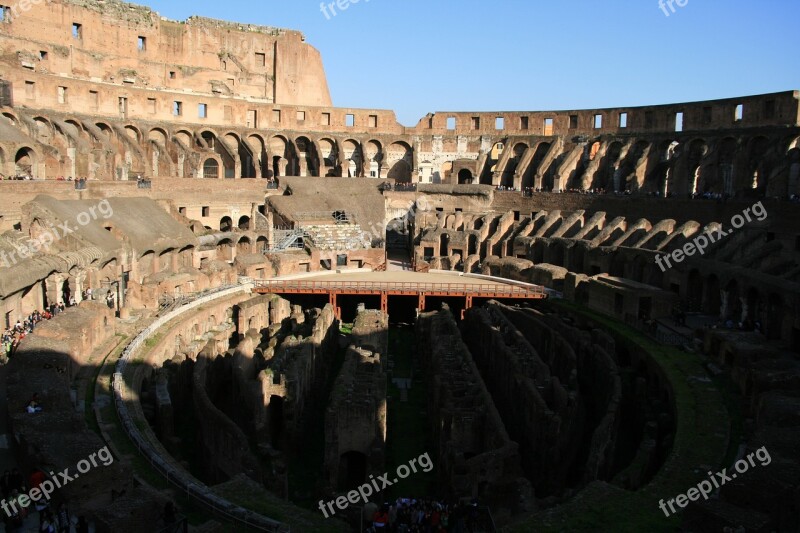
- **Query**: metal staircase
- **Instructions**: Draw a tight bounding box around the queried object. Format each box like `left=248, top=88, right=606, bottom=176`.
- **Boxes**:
left=266, top=229, right=307, bottom=252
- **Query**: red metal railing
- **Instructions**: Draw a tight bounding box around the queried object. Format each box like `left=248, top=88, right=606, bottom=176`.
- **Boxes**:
left=253, top=279, right=547, bottom=298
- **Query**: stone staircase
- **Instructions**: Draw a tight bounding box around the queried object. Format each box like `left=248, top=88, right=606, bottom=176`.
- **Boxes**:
left=303, top=224, right=371, bottom=251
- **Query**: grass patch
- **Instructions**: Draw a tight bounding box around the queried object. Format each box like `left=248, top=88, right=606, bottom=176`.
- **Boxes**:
left=85, top=336, right=128, bottom=437
left=384, top=327, right=436, bottom=499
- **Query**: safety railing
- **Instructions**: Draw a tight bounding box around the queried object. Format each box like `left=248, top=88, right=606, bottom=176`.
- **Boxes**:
left=112, top=282, right=289, bottom=532
left=253, top=279, right=547, bottom=297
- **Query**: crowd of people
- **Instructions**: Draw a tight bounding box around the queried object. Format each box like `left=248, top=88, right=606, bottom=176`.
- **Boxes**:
left=1, top=288, right=116, bottom=361
left=368, top=498, right=487, bottom=533
left=1, top=304, right=65, bottom=362
left=1, top=469, right=88, bottom=532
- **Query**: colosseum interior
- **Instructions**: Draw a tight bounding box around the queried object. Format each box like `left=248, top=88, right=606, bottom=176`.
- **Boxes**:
left=0, top=1, right=798, bottom=532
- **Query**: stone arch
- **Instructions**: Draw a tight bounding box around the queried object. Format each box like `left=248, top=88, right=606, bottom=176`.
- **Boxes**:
left=1, top=111, right=18, bottom=125
left=14, top=146, right=37, bottom=177
left=148, top=127, right=169, bottom=145
left=217, top=238, right=234, bottom=261
left=458, top=168, right=474, bottom=184
left=123, top=124, right=142, bottom=144
left=318, top=137, right=338, bottom=176
left=219, top=216, right=233, bottom=232
left=714, top=137, right=739, bottom=195
left=687, top=138, right=709, bottom=195
left=96, top=122, right=114, bottom=138
left=269, top=135, right=294, bottom=177
left=746, top=136, right=771, bottom=192
left=387, top=141, right=412, bottom=182
left=202, top=157, right=220, bottom=179
left=365, top=140, right=383, bottom=178
left=32, top=116, right=54, bottom=144
left=223, top=131, right=252, bottom=179
left=619, top=140, right=650, bottom=192
left=174, top=129, right=193, bottom=146
left=246, top=133, right=268, bottom=178
left=341, top=139, right=363, bottom=177
left=236, top=235, right=251, bottom=254
left=588, top=140, right=601, bottom=162
left=238, top=215, right=250, bottom=231
left=295, top=136, right=319, bottom=177
left=337, top=450, right=368, bottom=490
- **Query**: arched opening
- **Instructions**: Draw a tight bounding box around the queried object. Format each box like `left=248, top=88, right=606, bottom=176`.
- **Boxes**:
left=387, top=142, right=412, bottom=182
left=237, top=236, right=251, bottom=254
left=295, top=136, right=319, bottom=176
left=247, top=135, right=268, bottom=178
left=318, top=138, right=338, bottom=176
left=219, top=217, right=232, bottom=232
left=747, top=136, right=770, bottom=193
left=203, top=158, right=219, bottom=179
left=342, top=140, right=362, bottom=177
left=468, top=234, right=478, bottom=256
left=338, top=451, right=368, bottom=490
left=458, top=168, right=474, bottom=184
left=365, top=140, right=382, bottom=178
left=14, top=147, right=36, bottom=177
left=716, top=138, right=739, bottom=196
left=687, top=139, right=709, bottom=195
left=238, top=216, right=250, bottom=231
left=217, top=238, right=234, bottom=261
left=270, top=136, right=294, bottom=177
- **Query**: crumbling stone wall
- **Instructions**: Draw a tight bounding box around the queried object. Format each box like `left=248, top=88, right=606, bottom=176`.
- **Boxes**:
left=463, top=303, right=586, bottom=497
left=324, top=310, right=388, bottom=491
left=259, top=304, right=339, bottom=451
left=193, top=344, right=262, bottom=484
left=416, top=305, right=526, bottom=505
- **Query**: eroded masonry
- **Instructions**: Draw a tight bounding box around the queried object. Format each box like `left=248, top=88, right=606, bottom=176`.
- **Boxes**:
left=1, top=0, right=799, bottom=531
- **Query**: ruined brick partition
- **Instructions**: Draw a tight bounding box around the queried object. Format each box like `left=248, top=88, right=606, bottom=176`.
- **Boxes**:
left=416, top=305, right=526, bottom=503
left=324, top=309, right=388, bottom=492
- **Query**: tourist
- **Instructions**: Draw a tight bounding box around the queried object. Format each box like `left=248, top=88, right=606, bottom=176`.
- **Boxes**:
left=56, top=503, right=70, bottom=533
left=39, top=509, right=56, bottom=533
left=27, top=393, right=43, bottom=413
left=372, top=504, right=389, bottom=530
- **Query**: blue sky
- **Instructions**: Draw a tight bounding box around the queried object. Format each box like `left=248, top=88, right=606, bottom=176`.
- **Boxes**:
left=146, top=0, right=800, bottom=126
